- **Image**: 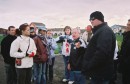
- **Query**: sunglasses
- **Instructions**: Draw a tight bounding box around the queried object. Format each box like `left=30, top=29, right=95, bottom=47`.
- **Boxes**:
left=89, top=18, right=95, bottom=21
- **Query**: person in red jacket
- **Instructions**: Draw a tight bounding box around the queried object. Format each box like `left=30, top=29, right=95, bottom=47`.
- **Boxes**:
left=33, top=26, right=48, bottom=84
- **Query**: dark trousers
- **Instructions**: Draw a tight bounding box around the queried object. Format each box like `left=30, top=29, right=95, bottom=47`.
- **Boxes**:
left=16, top=68, right=32, bottom=84
left=122, top=72, right=130, bottom=84
left=5, top=63, right=17, bottom=84
left=109, top=60, right=118, bottom=84
left=91, top=78, right=109, bottom=84
left=46, top=57, right=55, bottom=81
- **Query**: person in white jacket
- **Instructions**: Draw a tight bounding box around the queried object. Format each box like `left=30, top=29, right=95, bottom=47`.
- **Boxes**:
left=10, top=23, right=37, bottom=84
left=82, top=25, right=93, bottom=45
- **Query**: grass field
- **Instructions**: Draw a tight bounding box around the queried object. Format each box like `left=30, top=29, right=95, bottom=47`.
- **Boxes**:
left=116, top=34, right=123, bottom=50
left=53, top=35, right=62, bottom=54
left=0, top=35, right=5, bottom=45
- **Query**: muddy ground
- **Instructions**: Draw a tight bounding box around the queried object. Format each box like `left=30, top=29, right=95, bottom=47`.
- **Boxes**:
left=0, top=55, right=122, bottom=84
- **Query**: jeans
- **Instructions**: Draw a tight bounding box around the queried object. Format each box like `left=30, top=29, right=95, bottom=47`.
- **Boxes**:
left=91, top=78, right=109, bottom=84
left=63, top=55, right=74, bottom=81
left=16, top=68, right=32, bottom=84
left=73, top=71, right=86, bottom=84
left=5, top=63, right=17, bottom=84
left=63, top=55, right=70, bottom=79
left=34, top=63, right=46, bottom=84
left=70, top=71, right=74, bottom=81
left=46, top=57, right=55, bottom=81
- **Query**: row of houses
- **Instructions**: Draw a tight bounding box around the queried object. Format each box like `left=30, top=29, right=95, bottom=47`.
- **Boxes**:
left=111, top=24, right=126, bottom=33
left=0, top=28, right=7, bottom=35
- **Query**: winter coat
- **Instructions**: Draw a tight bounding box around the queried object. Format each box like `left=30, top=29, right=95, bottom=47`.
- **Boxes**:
left=118, top=31, right=130, bottom=73
left=47, top=37, right=58, bottom=58
left=33, top=35, right=48, bottom=63
left=10, top=35, right=37, bottom=68
left=69, top=38, right=86, bottom=71
left=1, top=35, right=17, bottom=66
left=55, top=35, right=73, bottom=56
left=82, top=31, right=93, bottom=45
left=82, top=22, right=116, bottom=80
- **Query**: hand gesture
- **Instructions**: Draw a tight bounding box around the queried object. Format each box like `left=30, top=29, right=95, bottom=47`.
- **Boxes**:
left=75, top=42, right=81, bottom=48
left=67, top=63, right=71, bottom=71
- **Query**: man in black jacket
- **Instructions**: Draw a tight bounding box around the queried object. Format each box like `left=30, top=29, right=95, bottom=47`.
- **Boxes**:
left=82, top=11, right=116, bottom=84
left=1, top=26, right=17, bottom=84
left=118, top=19, right=130, bottom=84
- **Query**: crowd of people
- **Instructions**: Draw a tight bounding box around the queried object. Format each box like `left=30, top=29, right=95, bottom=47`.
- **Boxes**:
left=1, top=11, right=130, bottom=84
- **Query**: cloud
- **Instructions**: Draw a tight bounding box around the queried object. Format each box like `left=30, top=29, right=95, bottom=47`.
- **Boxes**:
left=0, top=0, right=130, bottom=28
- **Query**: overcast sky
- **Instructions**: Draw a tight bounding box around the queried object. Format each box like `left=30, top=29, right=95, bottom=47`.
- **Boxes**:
left=0, top=0, right=130, bottom=29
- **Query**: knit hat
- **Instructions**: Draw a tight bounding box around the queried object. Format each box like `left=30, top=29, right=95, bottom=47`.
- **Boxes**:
left=90, top=11, right=104, bottom=22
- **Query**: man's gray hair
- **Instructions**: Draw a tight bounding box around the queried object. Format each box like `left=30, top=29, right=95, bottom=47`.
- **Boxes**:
left=128, top=19, right=130, bottom=21
left=72, top=27, right=81, bottom=33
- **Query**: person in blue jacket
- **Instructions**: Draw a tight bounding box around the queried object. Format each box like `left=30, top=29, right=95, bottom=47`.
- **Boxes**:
left=46, top=30, right=58, bottom=84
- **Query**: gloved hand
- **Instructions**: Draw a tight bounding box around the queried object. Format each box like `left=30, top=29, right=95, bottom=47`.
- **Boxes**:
left=67, top=39, right=73, bottom=43
left=49, top=42, right=52, bottom=46
left=29, top=52, right=35, bottom=57
left=59, top=36, right=65, bottom=41
left=48, top=43, right=52, bottom=49
left=26, top=52, right=35, bottom=57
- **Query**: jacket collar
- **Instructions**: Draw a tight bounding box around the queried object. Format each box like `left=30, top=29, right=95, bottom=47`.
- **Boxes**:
left=123, top=31, right=130, bottom=37
left=92, top=22, right=107, bottom=34
left=38, top=35, right=46, bottom=39
left=20, top=35, right=30, bottom=40
left=8, top=34, right=16, bottom=37
left=73, top=37, right=80, bottom=43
